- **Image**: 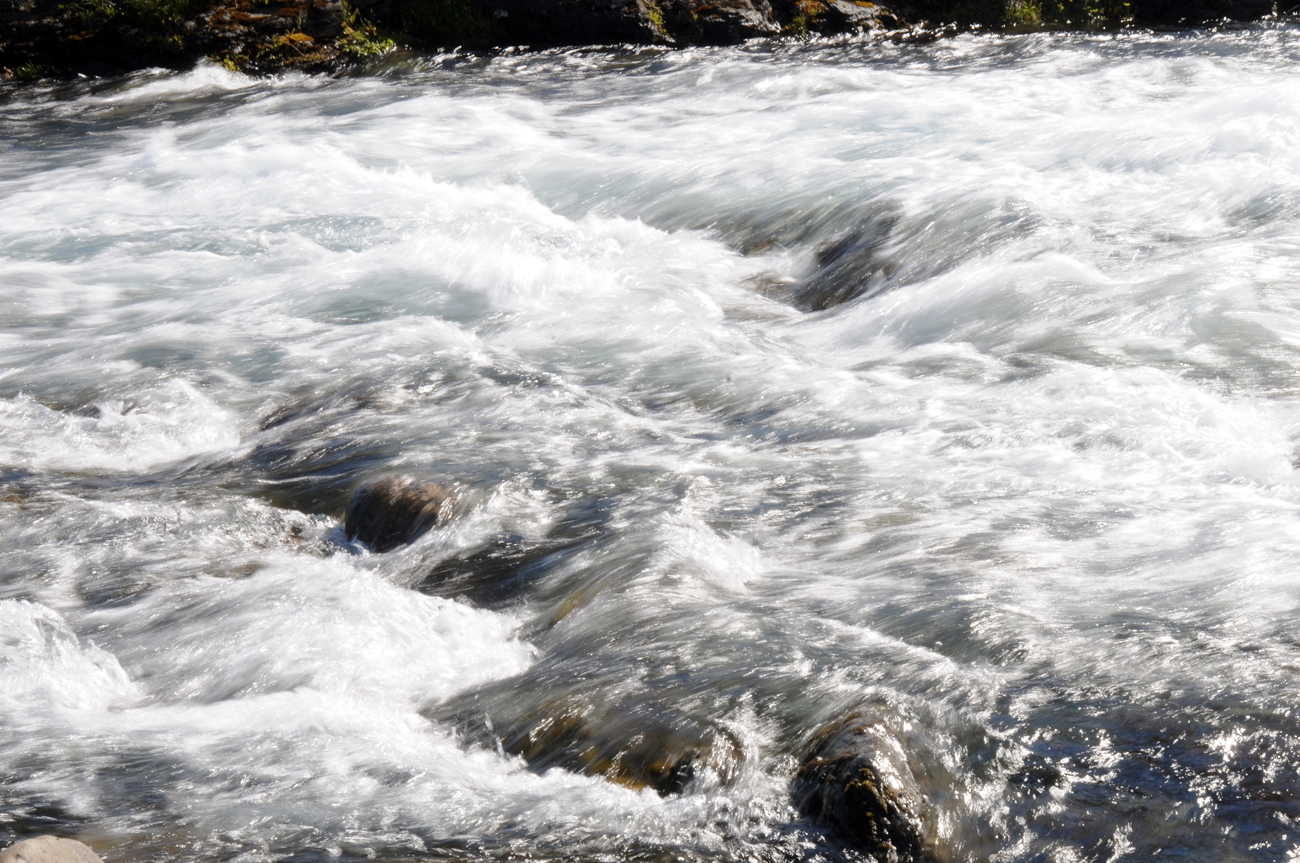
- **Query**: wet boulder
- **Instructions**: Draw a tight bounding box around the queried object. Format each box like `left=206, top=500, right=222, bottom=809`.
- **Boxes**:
left=0, top=837, right=103, bottom=863
left=659, top=0, right=781, bottom=43
left=441, top=695, right=743, bottom=795
left=792, top=712, right=935, bottom=861
left=770, top=0, right=901, bottom=35
left=344, top=474, right=457, bottom=552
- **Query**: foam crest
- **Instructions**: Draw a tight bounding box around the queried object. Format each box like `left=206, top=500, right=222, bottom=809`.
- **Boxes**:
left=0, top=380, right=240, bottom=474
left=0, top=601, right=138, bottom=714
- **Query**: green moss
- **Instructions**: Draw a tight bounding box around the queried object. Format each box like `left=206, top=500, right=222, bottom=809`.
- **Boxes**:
left=643, top=0, right=666, bottom=36
left=783, top=0, right=822, bottom=36
left=9, top=62, right=47, bottom=80
left=338, top=1, right=397, bottom=55
left=389, top=0, right=495, bottom=46
left=1004, top=0, right=1041, bottom=24
left=1038, top=0, right=1131, bottom=24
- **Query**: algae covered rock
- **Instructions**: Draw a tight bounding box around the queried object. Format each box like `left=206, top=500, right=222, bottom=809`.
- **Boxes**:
left=792, top=712, right=935, bottom=861
left=0, top=837, right=103, bottom=863
left=344, top=474, right=457, bottom=552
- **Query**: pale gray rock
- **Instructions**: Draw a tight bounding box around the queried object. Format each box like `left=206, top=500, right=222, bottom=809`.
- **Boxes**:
left=0, top=837, right=104, bottom=863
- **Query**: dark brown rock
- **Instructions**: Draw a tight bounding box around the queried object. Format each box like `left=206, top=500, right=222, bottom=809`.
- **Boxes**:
left=443, top=695, right=743, bottom=795
left=0, top=837, right=103, bottom=863
left=770, top=0, right=901, bottom=35
left=659, top=0, right=781, bottom=43
left=792, top=712, right=935, bottom=861
left=344, top=474, right=456, bottom=552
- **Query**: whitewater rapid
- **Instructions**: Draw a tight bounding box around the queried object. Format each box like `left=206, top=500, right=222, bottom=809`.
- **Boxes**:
left=3, top=21, right=1300, bottom=863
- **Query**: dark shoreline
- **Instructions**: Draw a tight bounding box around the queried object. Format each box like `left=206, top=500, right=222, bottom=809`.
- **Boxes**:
left=0, top=0, right=1287, bottom=82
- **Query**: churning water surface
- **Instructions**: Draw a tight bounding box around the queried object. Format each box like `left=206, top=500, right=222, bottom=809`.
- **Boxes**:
left=3, top=22, right=1300, bottom=863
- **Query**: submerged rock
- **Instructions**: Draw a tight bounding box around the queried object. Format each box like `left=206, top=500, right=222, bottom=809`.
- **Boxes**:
left=441, top=695, right=743, bottom=795
left=0, top=837, right=103, bottom=863
left=789, top=216, right=898, bottom=312
left=417, top=496, right=612, bottom=607
left=792, top=712, right=935, bottom=861
left=344, top=474, right=457, bottom=552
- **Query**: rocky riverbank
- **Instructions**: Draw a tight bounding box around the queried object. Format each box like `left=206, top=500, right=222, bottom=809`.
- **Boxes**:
left=0, top=0, right=1284, bottom=80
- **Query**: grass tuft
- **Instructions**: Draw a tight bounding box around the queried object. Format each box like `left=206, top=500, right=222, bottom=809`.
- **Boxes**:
left=338, top=1, right=397, bottom=55
left=643, top=0, right=666, bottom=36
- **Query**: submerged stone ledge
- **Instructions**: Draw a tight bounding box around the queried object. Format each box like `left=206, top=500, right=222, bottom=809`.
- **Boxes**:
left=0, top=0, right=1285, bottom=80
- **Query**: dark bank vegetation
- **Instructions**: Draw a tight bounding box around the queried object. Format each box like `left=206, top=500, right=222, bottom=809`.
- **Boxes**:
left=0, top=0, right=389, bottom=78
left=362, top=0, right=1280, bottom=53
left=0, top=0, right=1286, bottom=80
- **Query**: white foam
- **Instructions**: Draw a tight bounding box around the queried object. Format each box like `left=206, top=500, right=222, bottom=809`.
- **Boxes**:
left=3, top=28, right=1300, bottom=861
left=0, top=600, right=138, bottom=715
left=0, top=380, right=240, bottom=474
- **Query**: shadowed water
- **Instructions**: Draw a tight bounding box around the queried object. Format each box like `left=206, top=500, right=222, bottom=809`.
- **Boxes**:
left=3, top=21, right=1300, bottom=863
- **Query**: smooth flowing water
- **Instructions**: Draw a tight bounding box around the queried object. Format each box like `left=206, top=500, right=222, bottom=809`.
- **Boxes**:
left=3, top=23, right=1300, bottom=863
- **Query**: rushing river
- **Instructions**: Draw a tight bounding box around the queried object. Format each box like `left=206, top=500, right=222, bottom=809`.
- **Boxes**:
left=3, top=21, right=1300, bottom=863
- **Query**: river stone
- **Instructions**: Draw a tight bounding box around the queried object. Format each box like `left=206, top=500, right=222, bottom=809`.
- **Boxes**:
left=792, top=712, right=934, bottom=861
left=0, top=837, right=103, bottom=863
left=660, top=0, right=780, bottom=43
left=769, top=0, right=900, bottom=34
left=344, top=474, right=455, bottom=552
left=444, top=695, right=743, bottom=795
